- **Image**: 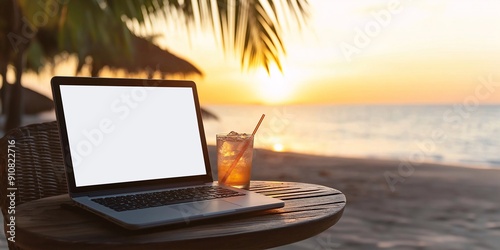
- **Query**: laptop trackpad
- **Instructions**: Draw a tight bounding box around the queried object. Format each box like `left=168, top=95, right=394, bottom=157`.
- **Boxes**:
left=170, top=200, right=241, bottom=216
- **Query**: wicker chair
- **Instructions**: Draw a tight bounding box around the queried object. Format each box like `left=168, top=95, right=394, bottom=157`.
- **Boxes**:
left=0, top=121, right=67, bottom=249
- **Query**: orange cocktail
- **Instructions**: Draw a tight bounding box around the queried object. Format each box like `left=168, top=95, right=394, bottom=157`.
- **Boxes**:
left=217, top=132, right=254, bottom=189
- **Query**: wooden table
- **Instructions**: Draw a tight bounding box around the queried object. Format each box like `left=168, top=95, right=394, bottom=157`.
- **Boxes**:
left=14, top=181, right=346, bottom=249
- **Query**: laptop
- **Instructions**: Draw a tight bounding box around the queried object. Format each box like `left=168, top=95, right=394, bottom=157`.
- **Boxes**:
left=51, top=76, right=284, bottom=230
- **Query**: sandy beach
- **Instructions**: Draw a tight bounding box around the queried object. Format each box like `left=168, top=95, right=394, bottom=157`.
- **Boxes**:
left=2, top=146, right=499, bottom=249
left=210, top=147, right=500, bottom=249
left=207, top=146, right=500, bottom=250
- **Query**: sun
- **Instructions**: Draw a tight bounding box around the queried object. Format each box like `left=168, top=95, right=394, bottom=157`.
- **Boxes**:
left=272, top=143, right=285, bottom=152
left=257, top=67, right=293, bottom=104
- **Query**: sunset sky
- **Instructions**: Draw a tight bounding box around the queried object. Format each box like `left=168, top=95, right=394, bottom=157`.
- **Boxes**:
left=160, top=0, right=500, bottom=105
left=21, top=0, right=500, bottom=105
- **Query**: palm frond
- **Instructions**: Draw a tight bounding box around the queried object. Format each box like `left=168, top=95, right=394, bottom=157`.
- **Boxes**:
left=184, top=0, right=309, bottom=73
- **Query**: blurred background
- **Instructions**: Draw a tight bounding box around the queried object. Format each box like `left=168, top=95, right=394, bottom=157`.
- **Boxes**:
left=1, top=0, right=500, bottom=249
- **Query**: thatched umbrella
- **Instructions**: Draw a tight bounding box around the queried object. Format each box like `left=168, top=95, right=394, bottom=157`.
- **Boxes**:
left=77, top=34, right=203, bottom=78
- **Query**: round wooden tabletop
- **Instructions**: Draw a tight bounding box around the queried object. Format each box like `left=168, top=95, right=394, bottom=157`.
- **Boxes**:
left=14, top=181, right=346, bottom=249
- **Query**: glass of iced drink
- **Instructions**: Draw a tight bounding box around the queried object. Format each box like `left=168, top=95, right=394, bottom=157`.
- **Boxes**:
left=217, top=131, right=254, bottom=189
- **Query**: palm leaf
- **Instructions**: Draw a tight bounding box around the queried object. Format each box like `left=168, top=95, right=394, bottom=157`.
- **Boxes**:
left=118, top=0, right=308, bottom=73
left=178, top=0, right=309, bottom=73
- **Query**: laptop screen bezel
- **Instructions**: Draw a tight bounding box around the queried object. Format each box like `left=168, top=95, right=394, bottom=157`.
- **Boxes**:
left=51, top=76, right=213, bottom=196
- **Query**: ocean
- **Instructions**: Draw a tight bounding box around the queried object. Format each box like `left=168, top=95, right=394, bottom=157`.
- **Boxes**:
left=2, top=104, right=499, bottom=169
left=203, top=104, right=500, bottom=168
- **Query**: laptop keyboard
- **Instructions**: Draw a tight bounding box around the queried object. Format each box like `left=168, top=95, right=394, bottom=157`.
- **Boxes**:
left=92, top=186, right=245, bottom=212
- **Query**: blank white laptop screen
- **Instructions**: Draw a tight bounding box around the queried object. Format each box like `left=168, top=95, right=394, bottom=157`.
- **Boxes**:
left=59, top=85, right=207, bottom=187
